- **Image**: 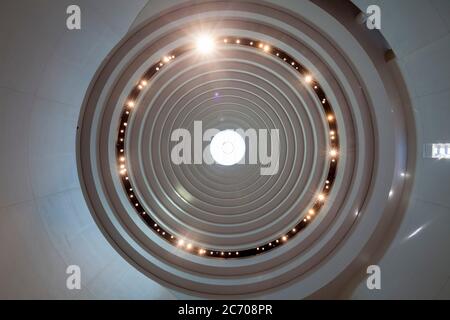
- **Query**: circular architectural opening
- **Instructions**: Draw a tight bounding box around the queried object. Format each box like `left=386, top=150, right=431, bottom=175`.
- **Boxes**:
left=210, top=130, right=246, bottom=166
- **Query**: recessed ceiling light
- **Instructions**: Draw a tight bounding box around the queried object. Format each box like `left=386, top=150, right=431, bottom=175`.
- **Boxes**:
left=195, top=34, right=215, bottom=55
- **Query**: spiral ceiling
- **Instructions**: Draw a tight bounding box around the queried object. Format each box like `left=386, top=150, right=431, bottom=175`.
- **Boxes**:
left=77, top=0, right=410, bottom=297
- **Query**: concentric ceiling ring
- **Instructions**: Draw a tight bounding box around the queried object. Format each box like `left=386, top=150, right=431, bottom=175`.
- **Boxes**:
left=116, top=37, right=339, bottom=258
left=77, top=0, right=408, bottom=297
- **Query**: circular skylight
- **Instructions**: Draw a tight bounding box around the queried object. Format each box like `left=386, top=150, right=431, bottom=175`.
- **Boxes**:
left=210, top=130, right=246, bottom=166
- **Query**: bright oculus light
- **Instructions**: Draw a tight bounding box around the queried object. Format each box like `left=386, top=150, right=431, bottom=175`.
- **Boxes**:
left=210, top=130, right=246, bottom=166
left=195, top=34, right=215, bottom=55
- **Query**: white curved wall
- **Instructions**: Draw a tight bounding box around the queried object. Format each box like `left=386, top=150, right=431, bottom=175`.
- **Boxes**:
left=0, top=0, right=449, bottom=299
left=0, top=0, right=174, bottom=299
left=350, top=0, right=450, bottom=299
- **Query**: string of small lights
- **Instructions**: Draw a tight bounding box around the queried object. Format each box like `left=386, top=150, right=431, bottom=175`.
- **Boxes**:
left=116, top=36, right=339, bottom=259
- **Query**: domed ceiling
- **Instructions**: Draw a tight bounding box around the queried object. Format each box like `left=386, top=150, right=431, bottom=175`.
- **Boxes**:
left=4, top=0, right=450, bottom=300
left=76, top=0, right=413, bottom=298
